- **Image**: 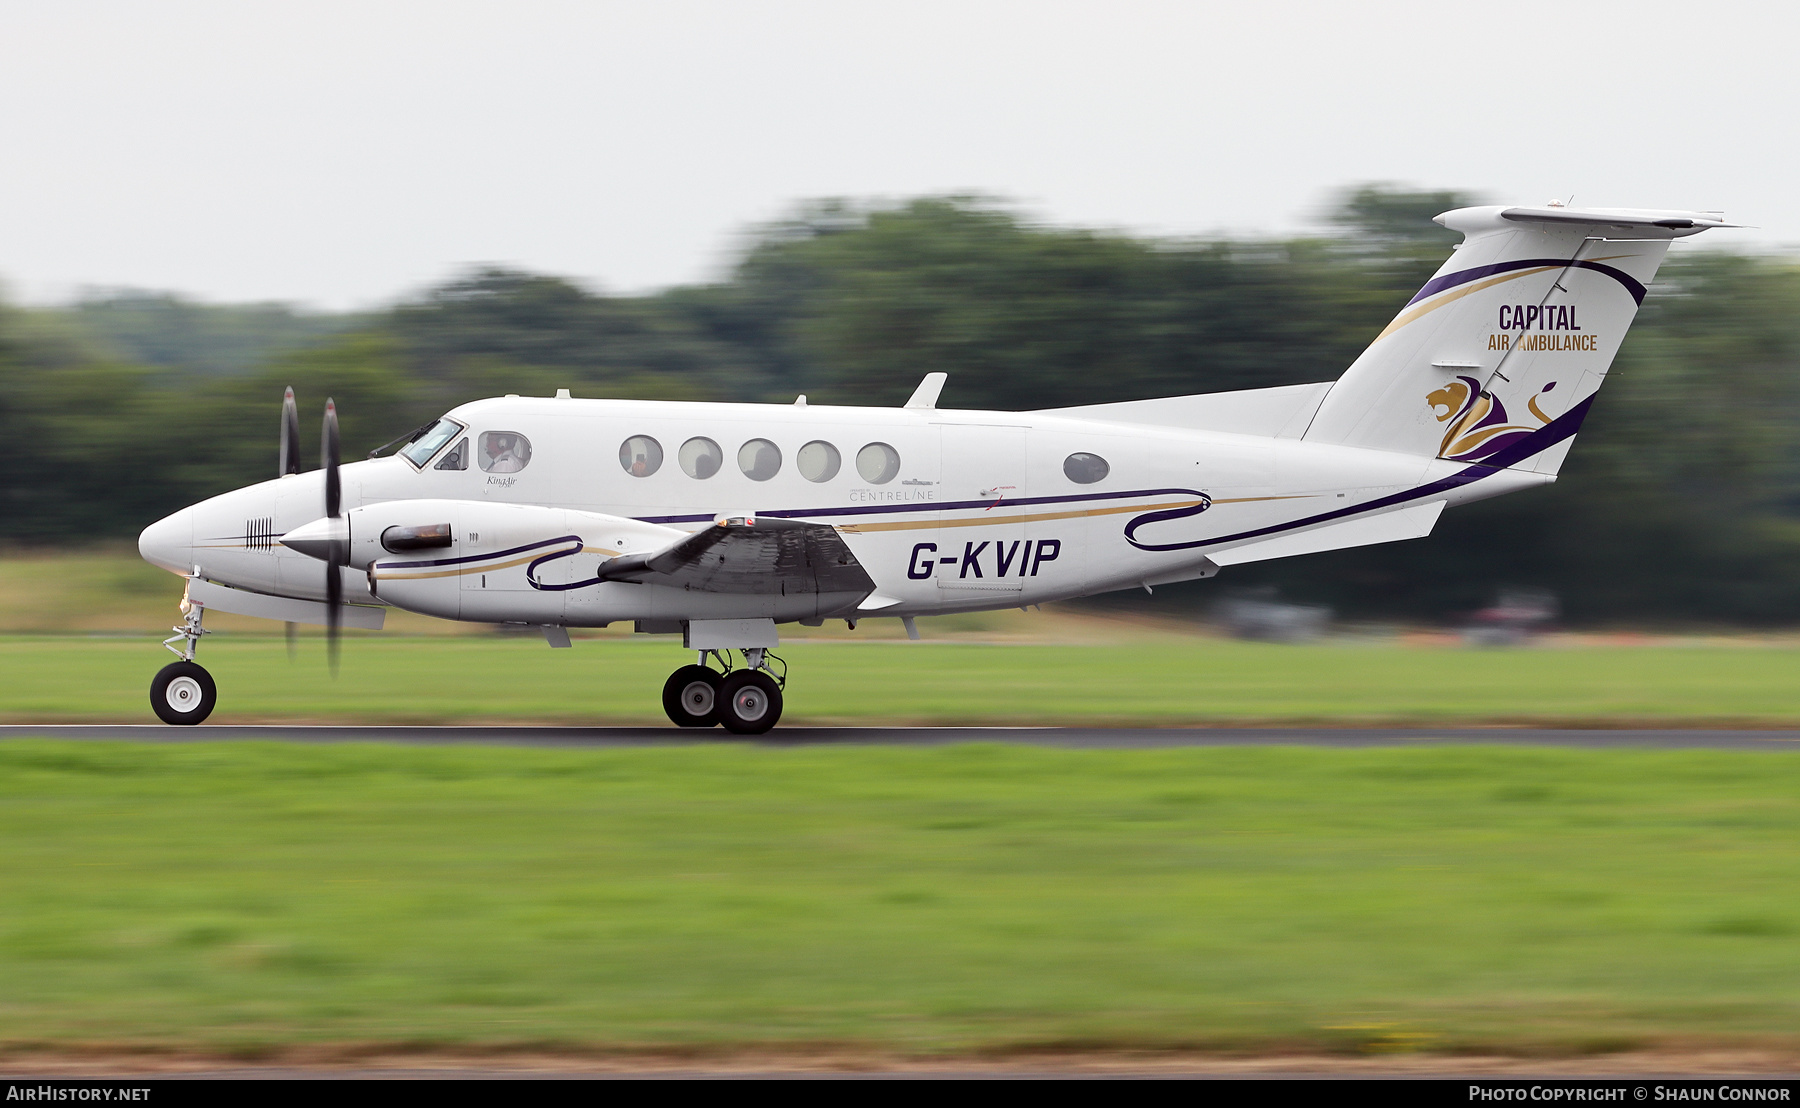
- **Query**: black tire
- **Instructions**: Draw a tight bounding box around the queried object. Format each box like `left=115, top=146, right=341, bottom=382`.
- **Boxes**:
left=662, top=665, right=721, bottom=727
left=717, top=670, right=782, bottom=735
left=150, top=660, right=216, bottom=726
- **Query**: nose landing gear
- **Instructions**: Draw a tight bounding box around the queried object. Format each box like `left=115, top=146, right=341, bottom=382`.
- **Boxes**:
left=152, top=593, right=217, bottom=725
left=661, top=649, right=785, bottom=734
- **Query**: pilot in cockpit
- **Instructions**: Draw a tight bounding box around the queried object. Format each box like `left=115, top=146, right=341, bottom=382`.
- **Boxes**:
left=481, top=432, right=529, bottom=474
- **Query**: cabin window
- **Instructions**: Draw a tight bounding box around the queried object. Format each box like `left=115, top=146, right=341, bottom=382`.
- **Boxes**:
left=434, top=437, right=468, bottom=471
left=738, top=438, right=782, bottom=481
left=619, top=435, right=663, bottom=478
left=400, top=417, right=464, bottom=468
left=1063, top=451, right=1109, bottom=484
left=797, top=440, right=841, bottom=483
left=856, top=442, right=900, bottom=485
left=478, top=431, right=532, bottom=473
left=679, top=436, right=723, bottom=479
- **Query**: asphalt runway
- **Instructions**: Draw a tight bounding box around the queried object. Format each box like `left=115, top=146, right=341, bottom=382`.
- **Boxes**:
left=4, top=724, right=1800, bottom=749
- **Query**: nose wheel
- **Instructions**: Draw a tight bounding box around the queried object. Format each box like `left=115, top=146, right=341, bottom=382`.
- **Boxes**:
left=152, top=587, right=216, bottom=725
left=151, top=660, right=217, bottom=725
left=661, top=650, right=784, bottom=734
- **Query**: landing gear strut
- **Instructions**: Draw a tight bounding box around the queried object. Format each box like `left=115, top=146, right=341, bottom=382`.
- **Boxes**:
left=661, top=649, right=785, bottom=734
left=152, top=592, right=217, bottom=725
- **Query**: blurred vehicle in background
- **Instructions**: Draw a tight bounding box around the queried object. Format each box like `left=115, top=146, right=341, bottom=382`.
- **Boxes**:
left=1461, top=587, right=1559, bottom=647
left=1214, top=587, right=1333, bottom=644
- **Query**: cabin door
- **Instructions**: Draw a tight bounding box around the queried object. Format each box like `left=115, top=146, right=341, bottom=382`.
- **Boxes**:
left=936, top=424, right=1029, bottom=595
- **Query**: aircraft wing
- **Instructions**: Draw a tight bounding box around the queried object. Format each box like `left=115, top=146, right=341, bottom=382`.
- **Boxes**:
left=595, top=518, right=877, bottom=597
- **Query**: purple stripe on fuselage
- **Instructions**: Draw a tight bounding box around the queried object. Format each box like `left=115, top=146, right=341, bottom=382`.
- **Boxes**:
left=1405, top=258, right=1647, bottom=308
left=1121, top=394, right=1596, bottom=553
left=380, top=534, right=581, bottom=570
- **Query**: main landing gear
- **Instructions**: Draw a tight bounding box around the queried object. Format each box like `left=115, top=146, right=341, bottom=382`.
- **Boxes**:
left=152, top=598, right=217, bottom=726
left=662, top=649, right=786, bottom=734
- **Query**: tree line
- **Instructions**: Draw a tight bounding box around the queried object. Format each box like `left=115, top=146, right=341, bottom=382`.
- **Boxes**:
left=5, top=185, right=1799, bottom=624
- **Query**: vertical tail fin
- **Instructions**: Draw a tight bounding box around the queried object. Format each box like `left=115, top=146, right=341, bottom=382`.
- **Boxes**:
left=1303, top=204, right=1731, bottom=474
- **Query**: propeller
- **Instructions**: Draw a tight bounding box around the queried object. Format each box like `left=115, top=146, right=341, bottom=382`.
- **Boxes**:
left=275, top=394, right=346, bottom=675
left=280, top=386, right=301, bottom=658
left=278, top=386, right=302, bottom=477
left=322, top=398, right=342, bottom=677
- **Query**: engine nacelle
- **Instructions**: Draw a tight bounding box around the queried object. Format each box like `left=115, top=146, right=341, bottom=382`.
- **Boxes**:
left=349, top=499, right=685, bottom=624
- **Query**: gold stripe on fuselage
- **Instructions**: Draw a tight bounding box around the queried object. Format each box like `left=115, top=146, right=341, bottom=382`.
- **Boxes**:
left=836, top=494, right=1313, bottom=534
left=374, top=495, right=1321, bottom=576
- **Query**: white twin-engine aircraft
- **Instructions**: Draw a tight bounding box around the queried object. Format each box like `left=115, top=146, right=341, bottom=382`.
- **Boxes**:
left=138, top=202, right=1729, bottom=732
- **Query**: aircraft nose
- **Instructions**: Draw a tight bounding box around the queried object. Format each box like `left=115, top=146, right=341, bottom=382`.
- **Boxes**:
left=138, top=507, right=196, bottom=574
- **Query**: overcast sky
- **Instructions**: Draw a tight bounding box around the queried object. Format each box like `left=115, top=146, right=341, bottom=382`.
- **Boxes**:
left=1, top=0, right=1791, bottom=309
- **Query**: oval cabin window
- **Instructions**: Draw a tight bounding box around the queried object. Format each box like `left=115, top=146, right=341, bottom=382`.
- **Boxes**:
left=797, top=440, right=841, bottom=483
left=478, top=431, right=532, bottom=473
left=856, top=442, right=901, bottom=485
left=618, top=435, right=663, bottom=478
left=1063, top=452, right=1109, bottom=484
left=679, top=436, right=723, bottom=479
left=738, top=438, right=782, bottom=481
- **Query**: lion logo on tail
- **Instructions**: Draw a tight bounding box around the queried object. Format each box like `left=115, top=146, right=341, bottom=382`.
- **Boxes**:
left=1427, top=376, right=1559, bottom=462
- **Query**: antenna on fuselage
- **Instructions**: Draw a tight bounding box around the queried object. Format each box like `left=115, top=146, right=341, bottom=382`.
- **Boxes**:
left=904, top=373, right=947, bottom=410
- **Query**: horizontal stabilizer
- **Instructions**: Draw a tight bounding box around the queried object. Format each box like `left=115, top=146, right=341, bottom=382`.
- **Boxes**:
left=1495, top=206, right=1738, bottom=235
left=1207, top=501, right=1444, bottom=566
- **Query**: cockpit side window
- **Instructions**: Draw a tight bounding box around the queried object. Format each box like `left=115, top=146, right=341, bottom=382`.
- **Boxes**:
left=434, top=437, right=469, bottom=470
left=400, top=418, right=465, bottom=468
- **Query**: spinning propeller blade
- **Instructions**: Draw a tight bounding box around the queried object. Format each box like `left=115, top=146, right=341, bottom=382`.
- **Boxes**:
left=279, top=386, right=301, bottom=477
left=323, top=398, right=341, bottom=519
left=282, top=387, right=304, bottom=664
left=322, top=398, right=342, bottom=677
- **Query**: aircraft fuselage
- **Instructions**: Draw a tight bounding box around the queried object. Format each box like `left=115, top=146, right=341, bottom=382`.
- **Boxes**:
left=142, top=394, right=1543, bottom=626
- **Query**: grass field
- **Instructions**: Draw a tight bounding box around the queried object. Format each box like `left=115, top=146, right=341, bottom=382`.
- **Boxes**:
left=0, top=739, right=1797, bottom=1053
left=7, top=546, right=1800, bottom=728
left=5, top=633, right=1800, bottom=726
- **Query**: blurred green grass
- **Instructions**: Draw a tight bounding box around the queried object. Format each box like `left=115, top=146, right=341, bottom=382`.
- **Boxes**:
left=1, top=740, right=1797, bottom=1051
left=6, top=634, right=1800, bottom=725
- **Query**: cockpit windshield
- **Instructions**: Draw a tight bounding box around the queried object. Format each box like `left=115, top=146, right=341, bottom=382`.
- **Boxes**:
left=399, top=417, right=465, bottom=468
